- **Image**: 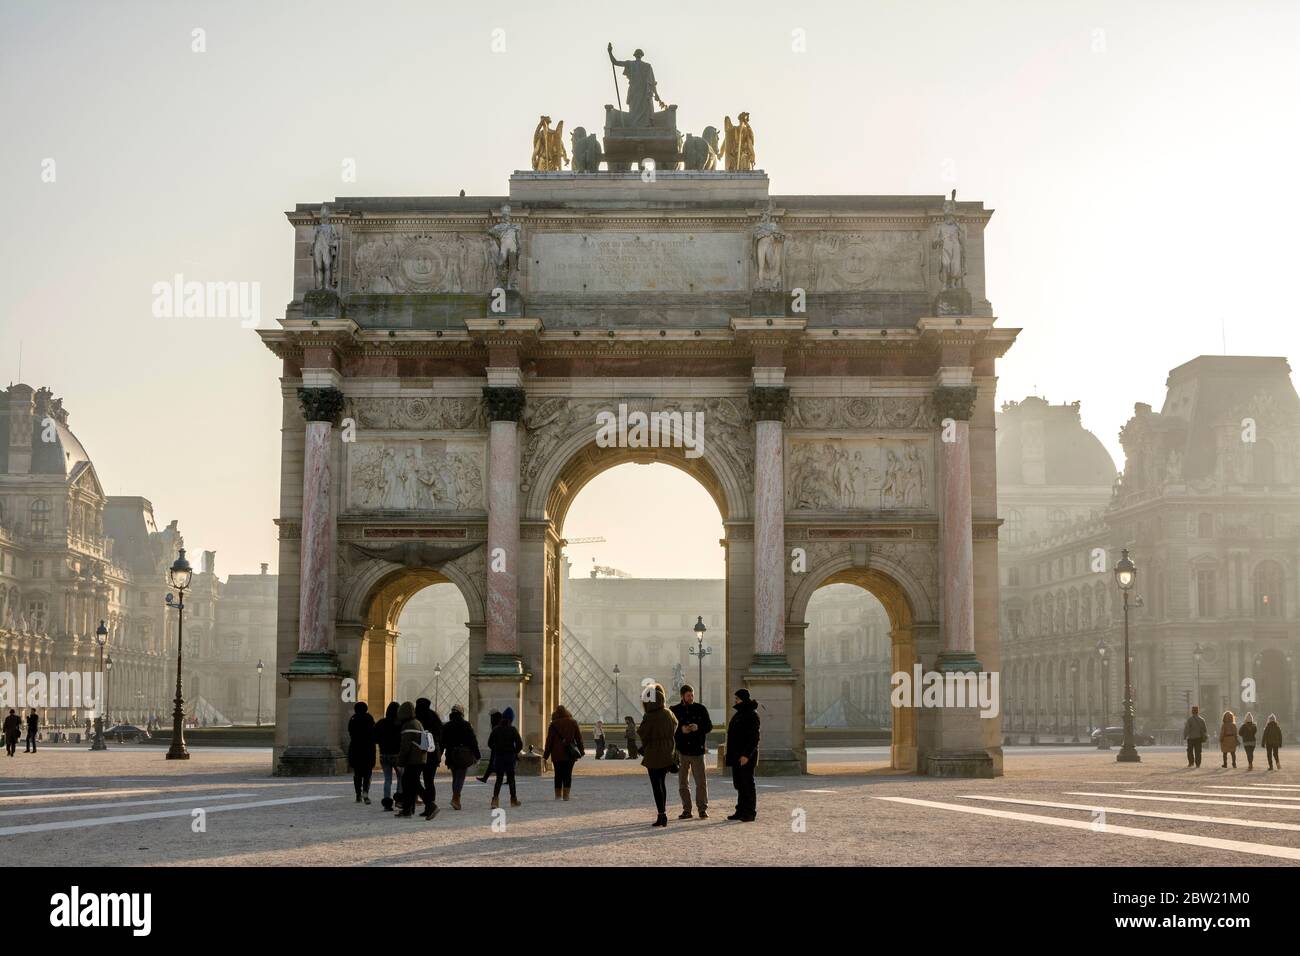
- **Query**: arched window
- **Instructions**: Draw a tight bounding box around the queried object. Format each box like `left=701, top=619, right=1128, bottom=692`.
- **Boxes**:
left=1008, top=567, right=1020, bottom=586
left=1044, top=593, right=1055, bottom=634
left=1198, top=513, right=1214, bottom=538
left=29, top=499, right=50, bottom=538
left=1254, top=561, right=1285, bottom=618
left=1006, top=509, right=1023, bottom=544
left=1080, top=589, right=1092, bottom=630
left=1253, top=441, right=1277, bottom=485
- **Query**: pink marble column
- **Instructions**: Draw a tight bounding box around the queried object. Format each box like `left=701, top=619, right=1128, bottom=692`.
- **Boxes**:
left=295, top=387, right=344, bottom=661
left=750, top=387, right=790, bottom=664
left=935, top=385, right=980, bottom=670
left=483, top=387, right=526, bottom=659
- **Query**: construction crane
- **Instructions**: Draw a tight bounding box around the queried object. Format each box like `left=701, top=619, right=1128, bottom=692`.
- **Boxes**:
left=562, top=536, right=606, bottom=546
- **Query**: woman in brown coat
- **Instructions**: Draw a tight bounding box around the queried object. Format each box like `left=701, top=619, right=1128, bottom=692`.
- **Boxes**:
left=543, top=705, right=584, bottom=801
left=637, top=683, right=679, bottom=828
left=1219, top=711, right=1239, bottom=768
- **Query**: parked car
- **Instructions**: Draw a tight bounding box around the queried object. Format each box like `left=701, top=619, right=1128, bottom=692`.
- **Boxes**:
left=106, top=723, right=150, bottom=743
left=1089, top=726, right=1156, bottom=747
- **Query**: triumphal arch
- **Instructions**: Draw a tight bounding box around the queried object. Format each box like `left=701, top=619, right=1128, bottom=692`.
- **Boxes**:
left=260, top=50, right=1016, bottom=778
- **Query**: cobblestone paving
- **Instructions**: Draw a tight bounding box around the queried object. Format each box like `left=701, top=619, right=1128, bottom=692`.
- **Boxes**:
left=2, top=745, right=1296, bottom=865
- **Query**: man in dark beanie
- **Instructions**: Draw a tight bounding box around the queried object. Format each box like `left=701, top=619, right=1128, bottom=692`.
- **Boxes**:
left=671, top=683, right=713, bottom=819
left=725, top=688, right=760, bottom=822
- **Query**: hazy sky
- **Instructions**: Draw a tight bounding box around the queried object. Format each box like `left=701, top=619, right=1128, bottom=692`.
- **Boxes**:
left=2, top=0, right=1297, bottom=577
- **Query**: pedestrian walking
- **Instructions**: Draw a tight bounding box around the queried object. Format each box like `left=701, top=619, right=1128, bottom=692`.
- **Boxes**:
left=441, top=704, right=481, bottom=810
left=415, top=698, right=442, bottom=819
left=1219, top=711, right=1239, bottom=768
left=1263, top=713, right=1283, bottom=770
left=593, top=720, right=606, bottom=760
left=725, top=688, right=760, bottom=822
left=374, top=701, right=403, bottom=810
left=624, top=715, right=640, bottom=759
left=1240, top=712, right=1258, bottom=770
left=487, top=706, right=524, bottom=809
left=347, top=702, right=376, bottom=804
left=1183, top=704, right=1208, bottom=768
left=543, top=705, right=584, bottom=801
left=395, top=702, right=427, bottom=818
left=3, top=710, right=20, bottom=757
left=670, top=683, right=712, bottom=819
left=638, top=683, right=679, bottom=828
left=24, top=708, right=39, bottom=753
left=477, top=710, right=502, bottom=783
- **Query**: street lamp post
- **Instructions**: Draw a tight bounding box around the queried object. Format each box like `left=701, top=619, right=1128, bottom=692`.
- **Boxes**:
left=165, top=548, right=193, bottom=760
left=256, top=659, right=264, bottom=727
left=1097, top=641, right=1111, bottom=749
left=1193, top=644, right=1204, bottom=712
left=688, top=615, right=712, bottom=706
left=1114, top=548, right=1141, bottom=763
left=612, top=663, right=621, bottom=723
left=433, top=661, right=442, bottom=712
left=90, top=621, right=108, bottom=751
left=1070, top=659, right=1079, bottom=743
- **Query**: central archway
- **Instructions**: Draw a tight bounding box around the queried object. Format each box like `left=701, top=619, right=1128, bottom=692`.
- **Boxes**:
left=533, top=439, right=736, bottom=742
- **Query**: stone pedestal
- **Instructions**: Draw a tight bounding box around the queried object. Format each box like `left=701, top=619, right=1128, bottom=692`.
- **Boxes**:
left=303, top=289, right=341, bottom=318
left=934, top=288, right=972, bottom=317
left=473, top=654, right=529, bottom=745
left=744, top=667, right=804, bottom=775
left=923, top=707, right=995, bottom=778
left=276, top=655, right=345, bottom=775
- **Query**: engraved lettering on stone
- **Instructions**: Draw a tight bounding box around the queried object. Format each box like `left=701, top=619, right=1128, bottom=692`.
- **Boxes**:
left=530, top=233, right=749, bottom=294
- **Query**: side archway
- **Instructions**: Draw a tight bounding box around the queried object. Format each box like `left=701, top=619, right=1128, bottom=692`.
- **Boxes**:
left=790, top=558, right=924, bottom=772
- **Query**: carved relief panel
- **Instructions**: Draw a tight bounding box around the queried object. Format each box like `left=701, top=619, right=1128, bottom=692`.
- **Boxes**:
left=786, top=437, right=932, bottom=512
left=346, top=440, right=486, bottom=512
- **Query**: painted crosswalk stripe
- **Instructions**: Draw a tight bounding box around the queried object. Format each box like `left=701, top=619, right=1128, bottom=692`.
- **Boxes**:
left=1066, top=791, right=1300, bottom=811
left=800, top=789, right=837, bottom=794
left=0, top=793, right=255, bottom=818
left=961, top=794, right=1300, bottom=833
left=0, top=788, right=95, bottom=798
left=1127, top=788, right=1300, bottom=801
left=0, top=795, right=338, bottom=837
left=876, top=795, right=1300, bottom=860
left=1206, top=786, right=1300, bottom=795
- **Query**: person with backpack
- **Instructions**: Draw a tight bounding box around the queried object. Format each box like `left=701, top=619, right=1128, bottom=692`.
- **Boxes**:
left=1263, top=714, right=1284, bottom=770
left=477, top=710, right=502, bottom=784
left=414, top=698, right=442, bottom=819
left=3, top=710, right=20, bottom=757
left=543, top=704, right=584, bottom=801
left=637, top=683, right=679, bottom=828
left=395, top=701, right=426, bottom=818
left=347, top=702, right=376, bottom=804
left=441, top=704, right=481, bottom=810
left=374, top=701, right=403, bottom=810
left=1240, top=712, right=1258, bottom=770
left=487, top=706, right=524, bottom=809
left=725, top=688, right=761, bottom=822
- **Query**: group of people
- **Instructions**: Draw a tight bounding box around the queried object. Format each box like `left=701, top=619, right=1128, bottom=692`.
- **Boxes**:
left=1183, top=705, right=1284, bottom=770
left=2, top=708, right=39, bottom=756
left=344, top=683, right=764, bottom=826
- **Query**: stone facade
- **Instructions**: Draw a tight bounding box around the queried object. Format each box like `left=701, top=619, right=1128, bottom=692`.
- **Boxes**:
left=1000, top=357, right=1300, bottom=739
left=0, top=384, right=277, bottom=729
left=262, top=171, right=1016, bottom=776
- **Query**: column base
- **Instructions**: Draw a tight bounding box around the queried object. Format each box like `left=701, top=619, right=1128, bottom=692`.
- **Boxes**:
left=474, top=656, right=530, bottom=743
left=926, top=751, right=996, bottom=778
left=276, top=746, right=347, bottom=776
left=275, top=652, right=346, bottom=776
left=743, top=665, right=805, bottom=775
left=934, top=650, right=983, bottom=673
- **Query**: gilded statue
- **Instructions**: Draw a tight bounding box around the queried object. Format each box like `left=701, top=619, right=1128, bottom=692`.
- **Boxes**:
left=721, top=113, right=756, bottom=171
left=531, top=115, right=569, bottom=172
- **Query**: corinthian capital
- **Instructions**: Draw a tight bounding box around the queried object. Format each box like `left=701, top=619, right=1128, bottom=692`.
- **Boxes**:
left=482, top=386, right=527, bottom=423
left=298, top=387, right=346, bottom=424
left=748, top=385, right=791, bottom=422
left=932, top=385, right=979, bottom=423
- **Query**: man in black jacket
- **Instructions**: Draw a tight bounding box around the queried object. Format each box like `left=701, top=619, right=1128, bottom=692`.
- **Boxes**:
left=670, top=684, right=713, bottom=819
left=24, top=708, right=39, bottom=753
left=725, top=688, right=760, bottom=822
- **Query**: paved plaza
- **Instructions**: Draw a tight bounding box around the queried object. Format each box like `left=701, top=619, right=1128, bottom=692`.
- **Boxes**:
left=2, top=745, right=1298, bottom=866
